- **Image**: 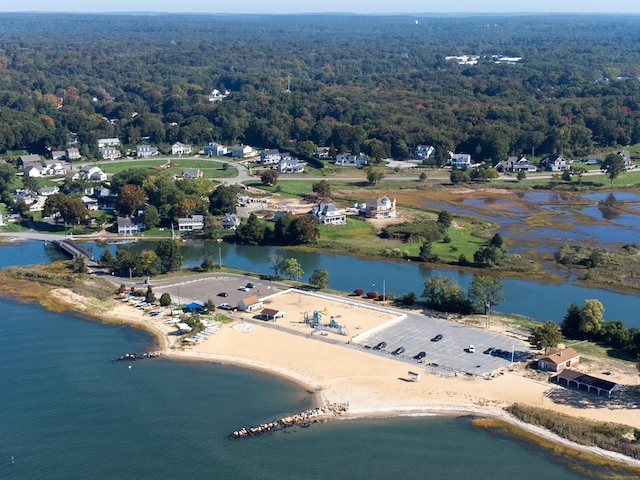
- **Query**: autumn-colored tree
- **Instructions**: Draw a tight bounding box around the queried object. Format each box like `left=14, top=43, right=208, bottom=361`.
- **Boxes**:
left=116, top=184, right=147, bottom=216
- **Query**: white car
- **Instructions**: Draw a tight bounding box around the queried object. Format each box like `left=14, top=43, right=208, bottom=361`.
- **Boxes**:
left=468, top=345, right=475, bottom=353
left=219, top=303, right=232, bottom=310
left=238, top=286, right=249, bottom=292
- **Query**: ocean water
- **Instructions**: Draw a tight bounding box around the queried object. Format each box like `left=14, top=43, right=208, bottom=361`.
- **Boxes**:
left=0, top=297, right=591, bottom=479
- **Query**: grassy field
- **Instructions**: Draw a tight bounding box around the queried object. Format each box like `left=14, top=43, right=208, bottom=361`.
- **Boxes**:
left=96, top=158, right=237, bottom=179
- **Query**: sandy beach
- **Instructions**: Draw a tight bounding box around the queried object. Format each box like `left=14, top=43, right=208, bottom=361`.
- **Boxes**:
left=49, top=286, right=640, bottom=467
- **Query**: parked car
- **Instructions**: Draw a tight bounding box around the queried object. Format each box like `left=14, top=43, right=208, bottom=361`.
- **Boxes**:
left=483, top=347, right=496, bottom=355
left=431, top=334, right=443, bottom=342
left=413, top=351, right=426, bottom=360
left=392, top=347, right=406, bottom=355
left=373, top=341, right=387, bottom=350
left=218, top=303, right=232, bottom=310
left=467, top=345, right=475, bottom=353
left=246, top=282, right=255, bottom=288
left=238, top=286, right=249, bottom=291
left=218, top=292, right=228, bottom=297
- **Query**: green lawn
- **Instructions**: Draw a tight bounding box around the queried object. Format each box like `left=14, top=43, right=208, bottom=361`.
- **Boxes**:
left=97, top=159, right=237, bottom=179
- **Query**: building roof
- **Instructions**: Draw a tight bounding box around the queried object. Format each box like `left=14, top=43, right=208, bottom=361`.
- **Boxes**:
left=553, top=369, right=619, bottom=393
left=240, top=295, right=261, bottom=306
left=539, top=347, right=580, bottom=366
left=260, top=308, right=281, bottom=317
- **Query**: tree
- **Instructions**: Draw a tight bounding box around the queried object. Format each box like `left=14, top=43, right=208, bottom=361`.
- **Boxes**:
left=159, top=293, right=172, bottom=306
left=529, top=321, right=563, bottom=353
left=155, top=239, right=183, bottom=273
left=22, top=175, right=39, bottom=191
left=208, top=184, right=239, bottom=215
left=516, top=171, right=526, bottom=182
left=418, top=241, right=438, bottom=262
left=366, top=166, right=385, bottom=185
left=143, top=204, right=161, bottom=229
left=203, top=298, right=216, bottom=312
left=289, top=215, right=319, bottom=245
left=42, top=193, right=89, bottom=225
left=561, top=303, right=582, bottom=338
left=100, top=248, right=115, bottom=269
left=280, top=257, right=303, bottom=280
left=145, top=285, right=156, bottom=304
left=601, top=153, right=625, bottom=186
left=70, top=256, right=88, bottom=274
left=116, top=184, right=146, bottom=216
left=580, top=299, right=604, bottom=335
left=268, top=254, right=284, bottom=278
left=437, top=210, right=452, bottom=229
left=136, top=249, right=160, bottom=276
left=422, top=275, right=471, bottom=313
left=236, top=212, right=266, bottom=245
left=419, top=171, right=427, bottom=182
left=202, top=213, right=221, bottom=240
left=201, top=256, right=215, bottom=271
left=260, top=169, right=280, bottom=186
left=467, top=275, right=504, bottom=316
left=450, top=169, right=470, bottom=184
left=298, top=140, right=317, bottom=159
left=309, top=269, right=329, bottom=289
left=312, top=180, right=331, bottom=200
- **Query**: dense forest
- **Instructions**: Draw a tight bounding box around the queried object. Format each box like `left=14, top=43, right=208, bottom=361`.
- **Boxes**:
left=1, top=13, right=640, bottom=161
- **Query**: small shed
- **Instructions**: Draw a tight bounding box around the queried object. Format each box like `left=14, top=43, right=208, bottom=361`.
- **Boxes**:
left=237, top=295, right=263, bottom=312
left=258, top=308, right=285, bottom=321
left=407, top=371, right=421, bottom=382
left=552, top=369, right=621, bottom=398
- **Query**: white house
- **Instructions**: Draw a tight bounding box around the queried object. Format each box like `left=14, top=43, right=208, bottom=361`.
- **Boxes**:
left=79, top=165, right=107, bottom=182
left=411, top=145, right=435, bottom=161
left=38, top=186, right=59, bottom=196
left=450, top=153, right=472, bottom=170
left=99, top=146, right=120, bottom=160
left=41, top=161, right=66, bottom=176
left=117, top=216, right=144, bottom=235
left=66, top=147, right=81, bottom=161
left=172, top=142, right=192, bottom=155
left=335, top=153, right=367, bottom=166
left=540, top=154, right=570, bottom=171
left=24, top=164, right=43, bottom=177
left=232, top=144, right=254, bottom=158
left=278, top=157, right=304, bottom=173
left=136, top=145, right=159, bottom=158
left=363, top=197, right=396, bottom=219
left=178, top=215, right=204, bottom=231
left=98, top=138, right=120, bottom=148
left=260, top=149, right=282, bottom=164
left=494, top=156, right=537, bottom=173
left=315, top=147, right=331, bottom=159
left=222, top=213, right=241, bottom=230
left=310, top=203, right=346, bottom=225
left=204, top=142, right=228, bottom=156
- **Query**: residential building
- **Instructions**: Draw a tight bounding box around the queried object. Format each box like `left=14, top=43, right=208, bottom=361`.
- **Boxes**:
left=586, top=154, right=602, bottom=165
left=538, top=348, right=581, bottom=372
left=178, top=215, right=204, bottom=231
left=222, top=213, right=241, bottom=230
left=204, top=142, right=228, bottom=156
left=231, top=144, right=254, bottom=158
left=335, top=153, right=367, bottom=166
left=66, top=147, right=81, bottom=161
left=494, top=156, right=537, bottom=173
left=41, top=161, right=66, bottom=176
left=208, top=89, right=229, bottom=102
left=17, top=154, right=42, bottom=168
left=181, top=168, right=202, bottom=179
left=362, top=196, right=396, bottom=218
left=617, top=150, right=632, bottom=165
left=411, top=145, right=435, bottom=161
left=540, top=154, right=570, bottom=171
left=82, top=195, right=99, bottom=211
left=315, top=147, right=331, bottom=159
left=38, top=186, right=59, bottom=196
left=50, top=150, right=66, bottom=160
left=117, top=216, right=144, bottom=235
left=98, top=138, right=121, bottom=148
left=310, top=203, right=346, bottom=225
left=136, top=145, right=158, bottom=158
left=24, top=164, right=43, bottom=177
left=260, top=149, right=282, bottom=164
left=79, top=165, right=107, bottom=182
left=278, top=157, right=304, bottom=173
left=171, top=142, right=192, bottom=155
left=99, top=146, right=120, bottom=160
left=450, top=153, right=472, bottom=169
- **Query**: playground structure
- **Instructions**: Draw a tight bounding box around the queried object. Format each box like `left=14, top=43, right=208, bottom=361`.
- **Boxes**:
left=303, top=309, right=347, bottom=336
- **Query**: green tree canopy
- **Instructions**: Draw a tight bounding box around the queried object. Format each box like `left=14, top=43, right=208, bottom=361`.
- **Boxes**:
left=208, top=184, right=239, bottom=215
left=154, top=239, right=184, bottom=273
left=467, top=274, right=504, bottom=312
left=308, top=268, right=329, bottom=289
left=529, top=321, right=563, bottom=353
left=601, top=153, right=626, bottom=186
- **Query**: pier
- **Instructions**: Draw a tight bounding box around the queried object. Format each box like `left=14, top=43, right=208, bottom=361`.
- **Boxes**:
left=230, top=402, right=349, bottom=439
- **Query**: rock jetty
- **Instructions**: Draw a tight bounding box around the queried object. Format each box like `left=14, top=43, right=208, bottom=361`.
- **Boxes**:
left=113, top=352, right=162, bottom=361
left=230, top=402, right=349, bottom=439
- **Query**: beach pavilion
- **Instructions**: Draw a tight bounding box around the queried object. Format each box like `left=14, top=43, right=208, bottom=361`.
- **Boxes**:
left=551, top=369, right=621, bottom=398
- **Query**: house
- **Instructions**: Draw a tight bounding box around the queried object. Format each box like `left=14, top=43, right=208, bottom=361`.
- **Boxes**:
left=232, top=144, right=254, bottom=158
left=278, top=157, right=304, bottom=173
left=315, top=147, right=331, bottom=159
left=17, top=154, right=42, bottom=168
left=38, top=186, right=59, bottom=196
left=258, top=308, right=285, bottom=321
left=136, top=145, right=158, bottom=158
left=540, top=154, right=570, bottom=171
left=222, top=213, right=241, bottom=230
left=50, top=150, right=66, bottom=160
left=617, top=150, right=632, bottom=165
left=494, top=156, right=537, bottom=173
left=204, top=142, right=228, bottom=156
left=411, top=144, right=435, bottom=161
left=79, top=165, right=107, bottom=182
left=260, top=149, right=282, bottom=164
left=24, top=164, right=43, bottom=177
left=99, top=146, right=120, bottom=160
left=335, top=153, right=367, bottom=166
left=178, top=215, right=204, bottom=231
left=445, top=55, right=480, bottom=65
left=98, top=138, right=121, bottom=148
left=363, top=196, right=396, bottom=219
left=171, top=142, right=192, bottom=155
left=117, top=216, right=144, bottom=235
left=586, top=154, right=602, bottom=165
left=0, top=212, right=3, bottom=226
left=181, top=168, right=202, bottom=179
left=273, top=210, right=294, bottom=222
left=537, top=347, right=580, bottom=372
left=208, top=89, right=229, bottom=102
left=237, top=295, right=263, bottom=312
left=66, top=147, right=81, bottom=161
left=82, top=195, right=99, bottom=211
left=310, top=203, right=346, bottom=225
left=449, top=153, right=472, bottom=169
left=41, top=161, right=66, bottom=176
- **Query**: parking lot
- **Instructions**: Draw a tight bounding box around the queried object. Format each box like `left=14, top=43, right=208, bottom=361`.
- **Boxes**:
left=353, top=313, right=532, bottom=377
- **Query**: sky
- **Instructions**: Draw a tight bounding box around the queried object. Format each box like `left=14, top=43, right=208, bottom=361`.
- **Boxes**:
left=2, top=1, right=640, bottom=14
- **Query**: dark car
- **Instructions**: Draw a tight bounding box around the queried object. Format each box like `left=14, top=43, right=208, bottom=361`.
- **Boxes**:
left=373, top=341, right=387, bottom=350
left=413, top=351, right=426, bottom=360
left=218, top=292, right=229, bottom=297
left=483, top=347, right=496, bottom=355
left=246, top=282, right=255, bottom=289
left=392, top=347, right=406, bottom=355
left=431, top=334, right=443, bottom=342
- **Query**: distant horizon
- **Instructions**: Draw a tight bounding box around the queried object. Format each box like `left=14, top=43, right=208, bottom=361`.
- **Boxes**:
left=1, top=0, right=640, bottom=15
left=2, top=11, right=640, bottom=16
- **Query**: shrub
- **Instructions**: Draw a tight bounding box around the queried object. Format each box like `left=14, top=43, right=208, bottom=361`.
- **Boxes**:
left=378, top=294, right=387, bottom=301
left=366, top=291, right=377, bottom=299
left=354, top=288, right=364, bottom=295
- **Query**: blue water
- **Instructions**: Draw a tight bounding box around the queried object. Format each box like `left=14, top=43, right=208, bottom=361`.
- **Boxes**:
left=81, top=240, right=640, bottom=327
left=0, top=297, right=589, bottom=479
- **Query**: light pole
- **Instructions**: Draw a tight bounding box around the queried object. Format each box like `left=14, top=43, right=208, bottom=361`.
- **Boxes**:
left=129, top=266, right=136, bottom=290
left=485, top=301, right=490, bottom=329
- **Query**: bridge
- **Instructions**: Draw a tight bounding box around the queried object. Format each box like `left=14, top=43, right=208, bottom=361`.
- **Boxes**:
left=51, top=239, right=98, bottom=266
